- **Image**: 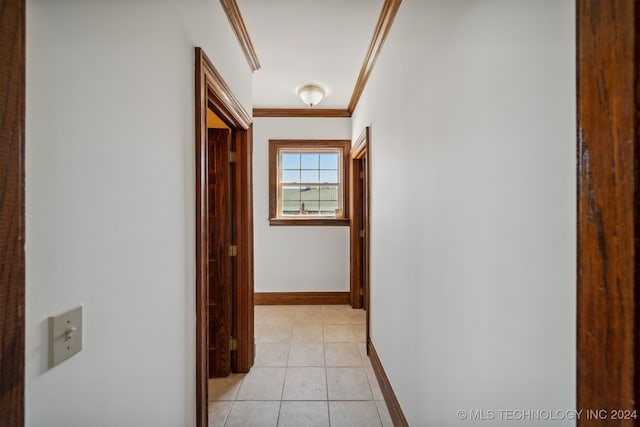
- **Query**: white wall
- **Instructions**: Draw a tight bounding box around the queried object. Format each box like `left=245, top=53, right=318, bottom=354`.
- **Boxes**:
left=253, top=118, right=351, bottom=293
left=26, top=1, right=252, bottom=426
left=352, top=0, right=576, bottom=425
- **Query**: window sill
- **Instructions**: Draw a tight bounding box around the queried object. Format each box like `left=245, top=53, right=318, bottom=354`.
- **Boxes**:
left=269, top=217, right=350, bottom=227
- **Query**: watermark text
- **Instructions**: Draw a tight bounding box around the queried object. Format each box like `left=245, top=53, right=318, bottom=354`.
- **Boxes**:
left=456, top=409, right=637, bottom=422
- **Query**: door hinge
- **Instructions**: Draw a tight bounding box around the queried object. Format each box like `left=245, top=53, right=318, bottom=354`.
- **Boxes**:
left=230, top=337, right=237, bottom=351
left=359, top=171, right=364, bottom=179
left=359, top=288, right=364, bottom=296
left=229, top=151, right=236, bottom=163
left=359, top=229, right=365, bottom=238
left=229, top=245, right=238, bottom=257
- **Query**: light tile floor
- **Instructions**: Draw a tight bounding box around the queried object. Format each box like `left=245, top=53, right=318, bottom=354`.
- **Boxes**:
left=208, top=305, right=393, bottom=427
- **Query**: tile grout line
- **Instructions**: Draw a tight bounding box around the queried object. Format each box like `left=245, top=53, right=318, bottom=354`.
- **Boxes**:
left=366, top=363, right=385, bottom=426
left=354, top=329, right=384, bottom=426
left=322, top=310, right=332, bottom=426
left=323, top=322, right=331, bottom=427
left=275, top=400, right=283, bottom=427
left=223, top=399, right=233, bottom=427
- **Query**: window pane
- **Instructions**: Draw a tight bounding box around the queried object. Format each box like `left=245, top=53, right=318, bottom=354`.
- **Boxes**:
left=301, top=169, right=319, bottom=183
left=319, top=170, right=338, bottom=183
left=282, top=153, right=300, bottom=169
left=282, top=186, right=301, bottom=201
left=282, top=169, right=300, bottom=183
left=301, top=153, right=319, bottom=169
left=302, top=200, right=319, bottom=214
left=300, top=186, right=319, bottom=201
left=319, top=185, right=338, bottom=201
left=320, top=200, right=338, bottom=213
left=282, top=200, right=301, bottom=215
left=320, top=153, right=338, bottom=169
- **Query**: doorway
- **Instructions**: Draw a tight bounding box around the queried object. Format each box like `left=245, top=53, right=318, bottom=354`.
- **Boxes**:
left=350, top=127, right=371, bottom=343
left=195, top=47, right=255, bottom=427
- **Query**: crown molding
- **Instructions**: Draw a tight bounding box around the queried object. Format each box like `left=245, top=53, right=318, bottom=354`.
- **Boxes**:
left=253, top=108, right=351, bottom=118
left=246, top=0, right=402, bottom=116
left=219, top=0, right=261, bottom=72
left=348, top=0, right=402, bottom=113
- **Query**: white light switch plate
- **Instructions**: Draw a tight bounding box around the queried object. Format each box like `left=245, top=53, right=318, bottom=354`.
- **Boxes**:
left=49, top=305, right=83, bottom=368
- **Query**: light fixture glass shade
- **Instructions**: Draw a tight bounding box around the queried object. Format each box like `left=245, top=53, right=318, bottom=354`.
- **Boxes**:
left=298, top=85, right=325, bottom=107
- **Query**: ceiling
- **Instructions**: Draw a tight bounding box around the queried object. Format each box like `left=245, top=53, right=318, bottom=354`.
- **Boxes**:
left=236, top=0, right=385, bottom=109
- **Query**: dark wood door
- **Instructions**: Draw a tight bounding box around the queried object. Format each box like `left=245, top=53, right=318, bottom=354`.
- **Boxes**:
left=0, top=0, right=26, bottom=424
left=208, top=128, right=232, bottom=378
left=350, top=158, right=363, bottom=309
left=360, top=153, right=369, bottom=310
left=350, top=129, right=370, bottom=312
left=350, top=150, right=370, bottom=310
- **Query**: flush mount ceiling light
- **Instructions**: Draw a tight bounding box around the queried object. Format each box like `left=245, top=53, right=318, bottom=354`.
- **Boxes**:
left=298, top=85, right=325, bottom=107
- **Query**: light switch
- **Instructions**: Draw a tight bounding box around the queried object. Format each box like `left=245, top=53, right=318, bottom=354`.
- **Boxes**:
left=49, top=305, right=83, bottom=368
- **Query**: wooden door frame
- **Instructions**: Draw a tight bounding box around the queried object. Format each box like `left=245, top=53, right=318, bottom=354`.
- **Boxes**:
left=195, top=47, right=254, bottom=427
left=350, top=127, right=370, bottom=340
left=0, top=0, right=25, bottom=424
left=576, top=1, right=640, bottom=425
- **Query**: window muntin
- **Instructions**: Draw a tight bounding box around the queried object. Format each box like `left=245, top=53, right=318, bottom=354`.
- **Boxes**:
left=269, top=140, right=350, bottom=225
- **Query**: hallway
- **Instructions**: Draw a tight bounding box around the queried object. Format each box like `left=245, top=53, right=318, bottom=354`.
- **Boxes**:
left=208, top=305, right=392, bottom=426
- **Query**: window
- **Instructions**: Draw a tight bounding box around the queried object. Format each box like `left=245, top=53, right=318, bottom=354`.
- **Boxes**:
left=269, top=139, right=350, bottom=226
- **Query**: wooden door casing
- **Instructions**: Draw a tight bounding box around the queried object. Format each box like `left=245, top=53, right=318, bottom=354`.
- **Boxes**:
left=576, top=1, right=640, bottom=425
left=0, top=0, right=26, bottom=424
